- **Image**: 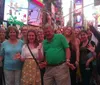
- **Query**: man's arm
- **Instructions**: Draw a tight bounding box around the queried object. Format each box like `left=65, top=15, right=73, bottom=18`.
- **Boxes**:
left=66, top=48, right=71, bottom=62
left=90, top=26, right=100, bottom=41
left=66, top=48, right=76, bottom=70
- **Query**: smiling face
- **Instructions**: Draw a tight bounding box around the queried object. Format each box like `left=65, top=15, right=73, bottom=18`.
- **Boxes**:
left=27, top=31, right=36, bottom=44
left=80, top=31, right=88, bottom=42
left=74, top=29, right=80, bottom=36
left=9, top=29, right=17, bottom=40
left=43, top=27, right=54, bottom=41
left=7, top=26, right=19, bottom=40
left=64, top=27, right=72, bottom=36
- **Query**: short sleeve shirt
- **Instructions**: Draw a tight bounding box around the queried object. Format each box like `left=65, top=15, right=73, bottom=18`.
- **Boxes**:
left=43, top=34, right=69, bottom=65
left=0, top=39, right=24, bottom=70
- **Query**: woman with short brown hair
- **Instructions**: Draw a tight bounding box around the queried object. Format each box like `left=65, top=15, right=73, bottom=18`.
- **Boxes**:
left=0, top=26, right=24, bottom=85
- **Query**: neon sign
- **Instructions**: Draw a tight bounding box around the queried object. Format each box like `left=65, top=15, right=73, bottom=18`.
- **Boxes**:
left=33, top=0, right=44, bottom=7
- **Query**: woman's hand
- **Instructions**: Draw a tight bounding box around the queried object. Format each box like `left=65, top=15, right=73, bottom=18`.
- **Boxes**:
left=88, top=21, right=93, bottom=27
left=14, top=53, right=21, bottom=60
left=87, top=44, right=95, bottom=52
left=39, top=61, right=47, bottom=69
left=38, top=43, right=42, bottom=50
left=75, top=61, right=79, bottom=68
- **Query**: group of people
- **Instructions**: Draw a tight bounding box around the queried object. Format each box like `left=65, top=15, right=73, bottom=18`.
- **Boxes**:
left=0, top=23, right=100, bottom=85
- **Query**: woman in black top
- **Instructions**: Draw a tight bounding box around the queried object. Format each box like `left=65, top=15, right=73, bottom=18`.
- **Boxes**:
left=63, top=27, right=80, bottom=85
left=79, top=30, right=95, bottom=85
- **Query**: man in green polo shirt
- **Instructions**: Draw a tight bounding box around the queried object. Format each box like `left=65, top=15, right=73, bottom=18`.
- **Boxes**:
left=42, top=24, right=75, bottom=85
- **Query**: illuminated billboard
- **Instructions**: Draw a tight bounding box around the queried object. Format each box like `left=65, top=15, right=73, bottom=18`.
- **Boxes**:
left=74, top=0, right=83, bottom=28
left=28, top=1, right=42, bottom=26
left=4, top=0, right=43, bottom=26
left=4, top=0, right=28, bottom=24
left=75, top=0, right=82, bottom=5
left=0, top=0, right=4, bottom=21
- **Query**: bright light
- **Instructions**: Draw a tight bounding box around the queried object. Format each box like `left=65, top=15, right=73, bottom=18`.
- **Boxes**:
left=84, top=0, right=94, bottom=21
left=62, top=0, right=71, bottom=26
left=62, top=0, right=95, bottom=26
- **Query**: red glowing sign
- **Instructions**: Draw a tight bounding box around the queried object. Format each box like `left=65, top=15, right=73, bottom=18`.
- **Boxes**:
left=33, top=0, right=44, bottom=7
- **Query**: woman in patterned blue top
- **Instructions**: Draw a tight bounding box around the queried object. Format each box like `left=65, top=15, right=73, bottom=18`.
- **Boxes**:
left=0, top=26, right=24, bottom=85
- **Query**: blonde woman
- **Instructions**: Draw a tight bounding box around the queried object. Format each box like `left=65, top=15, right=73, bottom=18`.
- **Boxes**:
left=63, top=26, right=80, bottom=85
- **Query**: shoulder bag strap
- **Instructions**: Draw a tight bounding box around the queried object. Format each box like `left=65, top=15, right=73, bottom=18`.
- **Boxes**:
left=27, top=44, right=40, bottom=69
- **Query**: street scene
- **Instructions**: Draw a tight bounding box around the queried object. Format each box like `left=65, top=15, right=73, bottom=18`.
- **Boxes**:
left=0, top=0, right=100, bottom=85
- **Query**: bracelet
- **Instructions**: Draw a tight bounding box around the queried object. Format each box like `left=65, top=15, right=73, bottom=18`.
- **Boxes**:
left=66, top=59, right=70, bottom=62
left=76, top=60, right=79, bottom=63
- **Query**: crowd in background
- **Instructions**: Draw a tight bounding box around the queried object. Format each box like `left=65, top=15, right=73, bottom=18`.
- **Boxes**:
left=0, top=23, right=100, bottom=85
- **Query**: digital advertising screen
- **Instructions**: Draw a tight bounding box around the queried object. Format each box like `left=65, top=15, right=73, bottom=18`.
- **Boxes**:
left=0, top=0, right=4, bottom=21
left=28, top=1, right=42, bottom=26
left=33, top=0, right=44, bottom=7
left=74, top=13, right=82, bottom=28
left=75, top=5, right=82, bottom=13
left=75, top=0, right=82, bottom=5
left=4, top=0, right=28, bottom=24
left=74, top=0, right=83, bottom=28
